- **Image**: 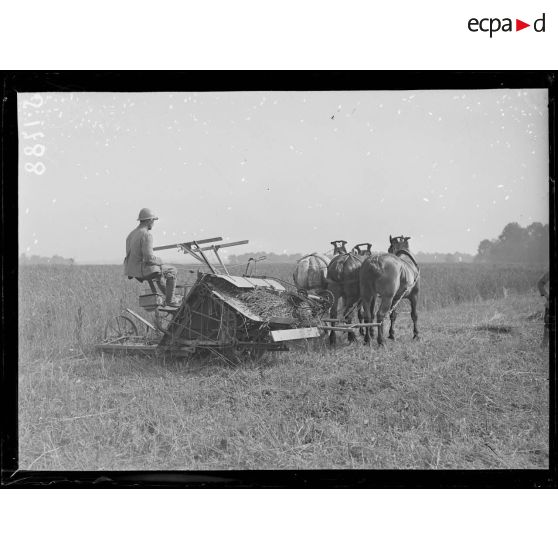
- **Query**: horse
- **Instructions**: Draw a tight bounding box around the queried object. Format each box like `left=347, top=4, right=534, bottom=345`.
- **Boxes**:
left=326, top=242, right=375, bottom=346
left=359, top=235, right=420, bottom=346
left=293, top=240, right=347, bottom=293
left=293, top=253, right=331, bottom=292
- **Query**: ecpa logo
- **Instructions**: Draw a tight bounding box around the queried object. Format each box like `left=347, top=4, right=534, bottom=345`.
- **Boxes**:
left=468, top=12, right=546, bottom=37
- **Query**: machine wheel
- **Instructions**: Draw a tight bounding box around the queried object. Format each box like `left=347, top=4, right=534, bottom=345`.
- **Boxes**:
left=104, top=315, right=138, bottom=342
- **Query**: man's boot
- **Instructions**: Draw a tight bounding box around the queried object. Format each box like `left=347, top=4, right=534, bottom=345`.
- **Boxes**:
left=155, top=278, right=167, bottom=296
left=164, top=276, right=180, bottom=307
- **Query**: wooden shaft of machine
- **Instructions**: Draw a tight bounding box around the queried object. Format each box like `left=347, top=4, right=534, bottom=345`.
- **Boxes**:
left=188, top=240, right=249, bottom=252
left=153, top=237, right=223, bottom=251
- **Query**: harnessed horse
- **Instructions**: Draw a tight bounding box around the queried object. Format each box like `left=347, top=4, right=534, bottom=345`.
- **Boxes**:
left=326, top=242, right=374, bottom=346
left=360, top=235, right=420, bottom=346
left=293, top=240, right=348, bottom=293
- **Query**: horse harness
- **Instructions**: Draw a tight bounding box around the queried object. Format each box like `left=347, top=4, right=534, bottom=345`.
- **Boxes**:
left=395, top=248, right=419, bottom=270
left=297, top=252, right=331, bottom=268
left=326, top=252, right=363, bottom=286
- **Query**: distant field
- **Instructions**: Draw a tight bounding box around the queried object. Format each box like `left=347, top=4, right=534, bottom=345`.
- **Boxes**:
left=18, top=262, right=549, bottom=470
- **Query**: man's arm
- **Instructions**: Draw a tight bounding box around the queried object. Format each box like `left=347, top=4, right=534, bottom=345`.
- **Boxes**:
left=142, top=232, right=163, bottom=266
left=537, top=271, right=549, bottom=298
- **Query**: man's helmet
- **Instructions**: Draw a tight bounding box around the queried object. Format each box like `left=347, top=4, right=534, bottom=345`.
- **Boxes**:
left=137, top=208, right=158, bottom=221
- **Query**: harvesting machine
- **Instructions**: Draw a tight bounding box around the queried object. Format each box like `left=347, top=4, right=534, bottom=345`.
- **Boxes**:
left=96, top=237, right=333, bottom=363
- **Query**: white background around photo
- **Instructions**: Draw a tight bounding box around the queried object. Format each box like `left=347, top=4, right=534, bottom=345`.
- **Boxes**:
left=2, top=0, right=555, bottom=553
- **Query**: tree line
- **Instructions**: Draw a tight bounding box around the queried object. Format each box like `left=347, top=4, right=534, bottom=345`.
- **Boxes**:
left=475, top=222, right=548, bottom=264
left=227, top=222, right=549, bottom=266
left=19, top=221, right=548, bottom=267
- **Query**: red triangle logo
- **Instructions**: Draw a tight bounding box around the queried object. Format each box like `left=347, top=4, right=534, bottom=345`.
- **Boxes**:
left=516, top=19, right=530, bottom=31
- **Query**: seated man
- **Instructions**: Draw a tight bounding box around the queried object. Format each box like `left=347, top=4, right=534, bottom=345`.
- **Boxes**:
left=124, top=208, right=180, bottom=307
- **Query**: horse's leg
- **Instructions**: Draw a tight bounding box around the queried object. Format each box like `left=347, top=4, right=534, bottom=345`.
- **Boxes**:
left=388, top=306, right=397, bottom=340
left=361, top=294, right=373, bottom=345
left=346, top=296, right=358, bottom=344
left=409, top=289, right=420, bottom=340
left=369, top=296, right=376, bottom=340
left=376, top=295, right=394, bottom=346
left=329, top=290, right=340, bottom=347
left=358, top=305, right=364, bottom=336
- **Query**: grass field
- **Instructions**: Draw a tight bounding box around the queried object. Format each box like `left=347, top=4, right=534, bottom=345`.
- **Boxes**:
left=18, top=263, right=549, bottom=470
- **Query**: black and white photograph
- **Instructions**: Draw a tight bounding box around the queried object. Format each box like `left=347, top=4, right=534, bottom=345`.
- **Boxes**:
left=5, top=73, right=553, bottom=481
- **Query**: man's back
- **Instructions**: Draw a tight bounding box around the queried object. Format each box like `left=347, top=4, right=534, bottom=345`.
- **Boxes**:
left=124, top=226, right=159, bottom=278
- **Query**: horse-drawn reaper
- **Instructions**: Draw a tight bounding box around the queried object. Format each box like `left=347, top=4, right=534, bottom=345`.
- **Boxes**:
left=97, top=237, right=333, bottom=364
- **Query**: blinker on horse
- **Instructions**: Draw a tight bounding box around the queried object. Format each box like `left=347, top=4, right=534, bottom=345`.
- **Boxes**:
left=359, top=235, right=420, bottom=346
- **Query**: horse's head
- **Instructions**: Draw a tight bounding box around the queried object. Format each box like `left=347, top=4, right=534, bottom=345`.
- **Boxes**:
left=331, top=240, right=348, bottom=255
left=388, top=235, right=411, bottom=254
left=352, top=243, right=372, bottom=256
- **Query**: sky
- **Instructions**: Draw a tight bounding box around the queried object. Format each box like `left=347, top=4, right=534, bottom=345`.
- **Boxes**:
left=18, top=89, right=549, bottom=264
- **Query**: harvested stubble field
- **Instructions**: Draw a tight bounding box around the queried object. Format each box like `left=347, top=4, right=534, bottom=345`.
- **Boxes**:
left=18, top=263, right=549, bottom=470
